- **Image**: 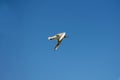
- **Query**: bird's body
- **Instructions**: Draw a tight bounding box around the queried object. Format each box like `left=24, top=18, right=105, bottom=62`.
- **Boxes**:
left=48, top=32, right=67, bottom=50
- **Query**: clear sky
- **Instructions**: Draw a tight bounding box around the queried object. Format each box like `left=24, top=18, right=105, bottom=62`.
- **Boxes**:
left=0, top=0, right=120, bottom=80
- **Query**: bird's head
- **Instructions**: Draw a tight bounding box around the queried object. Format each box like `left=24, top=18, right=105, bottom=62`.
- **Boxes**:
left=64, top=35, right=69, bottom=38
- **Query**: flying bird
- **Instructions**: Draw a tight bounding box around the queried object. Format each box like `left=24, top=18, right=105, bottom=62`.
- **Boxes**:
left=48, top=32, right=67, bottom=51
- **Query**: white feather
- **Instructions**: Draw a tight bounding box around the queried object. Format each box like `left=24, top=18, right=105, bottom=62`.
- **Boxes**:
left=48, top=32, right=67, bottom=50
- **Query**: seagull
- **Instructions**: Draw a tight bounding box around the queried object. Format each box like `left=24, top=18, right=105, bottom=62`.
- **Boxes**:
left=48, top=32, right=67, bottom=51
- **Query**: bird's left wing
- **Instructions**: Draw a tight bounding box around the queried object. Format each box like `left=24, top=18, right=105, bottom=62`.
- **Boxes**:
left=48, top=36, right=56, bottom=40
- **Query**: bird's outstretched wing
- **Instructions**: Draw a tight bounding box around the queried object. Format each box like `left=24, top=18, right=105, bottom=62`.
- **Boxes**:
left=48, top=36, right=56, bottom=40
left=54, top=40, right=62, bottom=51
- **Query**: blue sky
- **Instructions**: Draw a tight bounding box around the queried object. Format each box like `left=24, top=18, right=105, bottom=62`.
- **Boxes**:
left=0, top=0, right=120, bottom=80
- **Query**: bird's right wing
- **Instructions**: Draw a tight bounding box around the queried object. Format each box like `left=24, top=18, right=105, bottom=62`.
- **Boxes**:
left=54, top=40, right=62, bottom=51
